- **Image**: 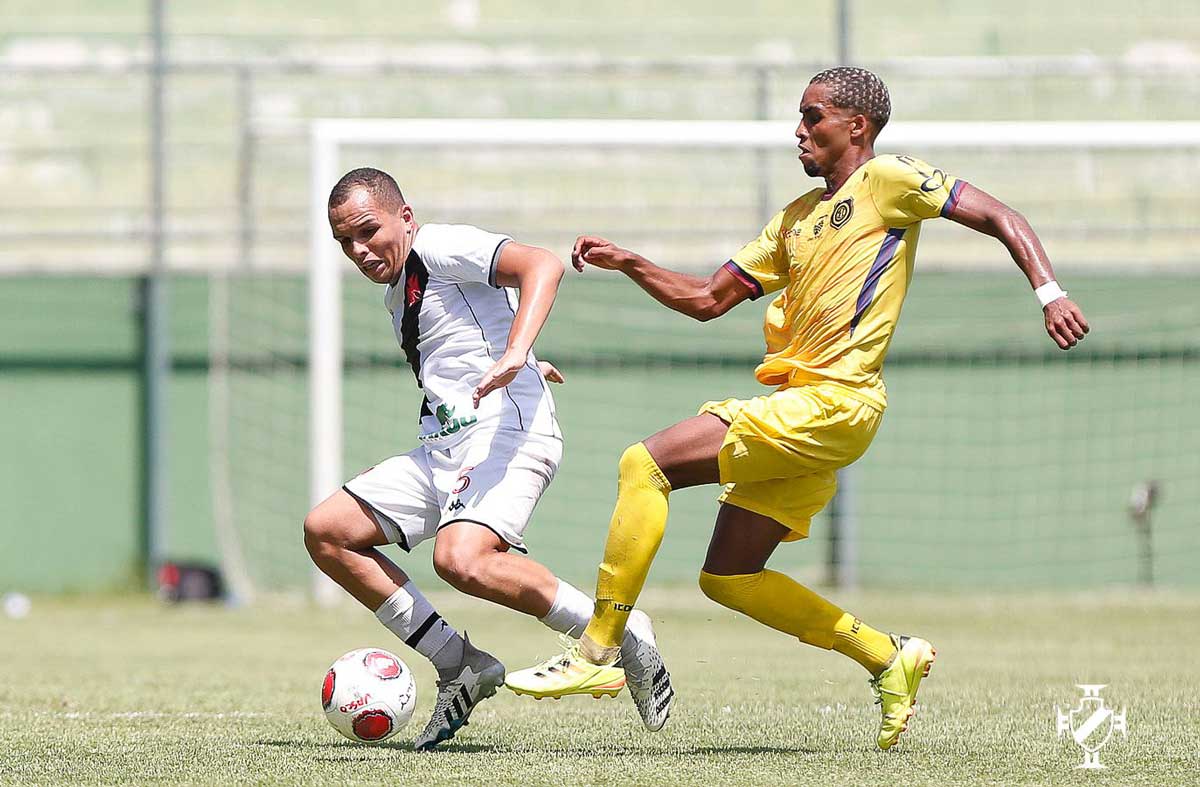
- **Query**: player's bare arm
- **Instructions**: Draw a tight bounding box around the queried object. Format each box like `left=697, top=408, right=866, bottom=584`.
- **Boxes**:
left=572, top=235, right=751, bottom=321
left=947, top=184, right=1090, bottom=350
left=473, top=242, right=565, bottom=406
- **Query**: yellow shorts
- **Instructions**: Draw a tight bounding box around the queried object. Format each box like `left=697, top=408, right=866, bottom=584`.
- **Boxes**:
left=698, top=382, right=883, bottom=540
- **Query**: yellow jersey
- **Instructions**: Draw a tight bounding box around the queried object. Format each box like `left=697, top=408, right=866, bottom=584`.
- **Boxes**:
left=724, top=154, right=964, bottom=410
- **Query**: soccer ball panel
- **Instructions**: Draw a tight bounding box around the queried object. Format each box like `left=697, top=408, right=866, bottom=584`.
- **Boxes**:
left=321, top=669, right=336, bottom=711
left=321, top=648, right=417, bottom=743
left=351, top=708, right=394, bottom=741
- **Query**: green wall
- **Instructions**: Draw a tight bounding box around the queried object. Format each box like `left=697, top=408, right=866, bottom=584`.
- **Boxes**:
left=1, top=272, right=1197, bottom=592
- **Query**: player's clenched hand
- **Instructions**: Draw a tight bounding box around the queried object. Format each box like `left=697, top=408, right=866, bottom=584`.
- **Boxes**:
left=473, top=350, right=527, bottom=408
left=1043, top=298, right=1089, bottom=350
left=537, top=360, right=565, bottom=384
left=572, top=235, right=627, bottom=272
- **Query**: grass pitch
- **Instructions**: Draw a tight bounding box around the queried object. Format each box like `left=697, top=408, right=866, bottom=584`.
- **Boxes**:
left=2, top=589, right=1197, bottom=785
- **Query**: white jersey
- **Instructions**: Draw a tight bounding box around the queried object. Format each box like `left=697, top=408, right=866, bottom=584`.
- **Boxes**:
left=383, top=223, right=560, bottom=445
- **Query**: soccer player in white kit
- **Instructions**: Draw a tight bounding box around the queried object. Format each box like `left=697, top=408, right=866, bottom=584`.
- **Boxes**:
left=304, top=168, right=670, bottom=750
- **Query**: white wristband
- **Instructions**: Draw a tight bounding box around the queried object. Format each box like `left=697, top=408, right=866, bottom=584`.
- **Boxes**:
left=1035, top=281, right=1068, bottom=307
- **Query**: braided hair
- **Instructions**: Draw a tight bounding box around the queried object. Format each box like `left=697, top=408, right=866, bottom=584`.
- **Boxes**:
left=809, top=67, right=891, bottom=134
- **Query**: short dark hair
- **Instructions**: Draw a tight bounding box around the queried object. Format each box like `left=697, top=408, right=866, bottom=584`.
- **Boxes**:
left=809, top=67, right=891, bottom=133
left=328, top=167, right=405, bottom=213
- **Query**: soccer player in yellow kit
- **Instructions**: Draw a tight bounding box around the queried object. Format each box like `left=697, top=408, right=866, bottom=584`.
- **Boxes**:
left=506, top=67, right=1090, bottom=748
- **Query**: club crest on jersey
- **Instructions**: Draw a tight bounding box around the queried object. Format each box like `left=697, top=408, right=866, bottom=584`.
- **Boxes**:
left=405, top=272, right=423, bottom=307
left=830, top=197, right=854, bottom=230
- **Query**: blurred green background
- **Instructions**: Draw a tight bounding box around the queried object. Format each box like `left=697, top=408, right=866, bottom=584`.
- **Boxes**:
left=3, top=269, right=1196, bottom=592
left=1, top=1, right=1197, bottom=594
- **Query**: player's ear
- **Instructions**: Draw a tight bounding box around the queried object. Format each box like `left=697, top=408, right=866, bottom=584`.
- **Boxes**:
left=848, top=112, right=870, bottom=142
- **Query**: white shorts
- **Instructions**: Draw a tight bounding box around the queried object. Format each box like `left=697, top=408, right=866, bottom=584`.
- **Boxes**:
left=342, top=429, right=561, bottom=553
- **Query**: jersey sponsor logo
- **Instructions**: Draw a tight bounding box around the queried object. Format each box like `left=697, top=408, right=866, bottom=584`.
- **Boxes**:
left=446, top=499, right=465, bottom=513
left=813, top=217, right=826, bottom=237
left=420, top=404, right=480, bottom=443
left=830, top=197, right=854, bottom=229
left=896, top=154, right=948, bottom=192
left=919, top=170, right=947, bottom=192
left=780, top=227, right=804, bottom=258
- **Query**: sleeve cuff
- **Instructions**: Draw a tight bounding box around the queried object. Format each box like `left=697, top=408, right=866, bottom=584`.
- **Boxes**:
left=939, top=180, right=966, bottom=218
left=723, top=260, right=764, bottom=299
left=488, top=238, right=512, bottom=288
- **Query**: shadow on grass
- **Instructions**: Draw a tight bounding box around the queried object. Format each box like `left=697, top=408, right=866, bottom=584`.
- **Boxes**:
left=254, top=739, right=820, bottom=757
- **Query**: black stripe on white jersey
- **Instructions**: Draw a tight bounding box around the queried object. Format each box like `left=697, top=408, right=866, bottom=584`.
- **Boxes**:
left=399, top=249, right=429, bottom=385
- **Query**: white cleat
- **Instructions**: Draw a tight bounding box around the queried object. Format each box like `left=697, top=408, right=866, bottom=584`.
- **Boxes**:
left=414, top=635, right=505, bottom=751
left=621, top=610, right=673, bottom=731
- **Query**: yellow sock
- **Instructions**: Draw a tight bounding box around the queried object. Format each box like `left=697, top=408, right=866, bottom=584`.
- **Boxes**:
left=697, top=570, right=896, bottom=675
left=697, top=569, right=842, bottom=648
left=832, top=613, right=896, bottom=676
left=582, top=443, right=671, bottom=652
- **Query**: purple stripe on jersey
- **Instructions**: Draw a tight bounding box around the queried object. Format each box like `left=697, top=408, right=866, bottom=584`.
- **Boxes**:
left=940, top=179, right=966, bottom=218
left=723, top=260, right=764, bottom=299
left=849, top=227, right=907, bottom=335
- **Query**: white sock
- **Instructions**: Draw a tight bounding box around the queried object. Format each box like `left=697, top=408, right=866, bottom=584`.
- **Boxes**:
left=539, top=579, right=598, bottom=638
left=375, top=582, right=464, bottom=674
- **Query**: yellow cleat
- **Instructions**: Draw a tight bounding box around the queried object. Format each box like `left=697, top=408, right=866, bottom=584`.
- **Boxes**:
left=505, top=643, right=626, bottom=700
left=871, top=633, right=936, bottom=750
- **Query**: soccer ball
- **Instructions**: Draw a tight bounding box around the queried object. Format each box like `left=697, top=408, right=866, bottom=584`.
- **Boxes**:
left=321, top=648, right=417, bottom=743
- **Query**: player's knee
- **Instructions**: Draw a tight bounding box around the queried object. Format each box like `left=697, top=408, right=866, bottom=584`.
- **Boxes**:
left=697, top=570, right=758, bottom=613
left=432, top=546, right=488, bottom=593
left=619, top=441, right=648, bottom=479
left=617, top=442, right=666, bottom=489
left=302, top=507, right=343, bottom=559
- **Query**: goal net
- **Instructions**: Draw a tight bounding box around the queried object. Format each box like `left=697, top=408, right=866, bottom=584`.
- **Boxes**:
left=212, top=119, right=1200, bottom=598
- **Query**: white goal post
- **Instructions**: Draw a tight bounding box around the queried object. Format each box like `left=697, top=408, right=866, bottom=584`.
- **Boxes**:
left=307, top=118, right=1200, bottom=598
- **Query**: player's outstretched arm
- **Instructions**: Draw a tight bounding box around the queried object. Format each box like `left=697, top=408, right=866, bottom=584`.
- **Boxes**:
left=472, top=242, right=564, bottom=407
left=946, top=184, right=1090, bottom=350
left=572, top=235, right=751, bottom=321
